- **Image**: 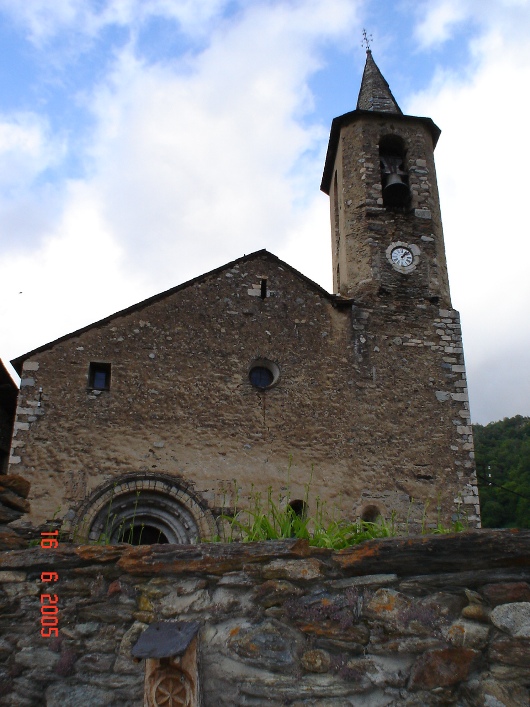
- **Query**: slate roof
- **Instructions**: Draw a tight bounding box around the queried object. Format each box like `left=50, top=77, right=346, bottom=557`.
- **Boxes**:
left=356, top=50, right=402, bottom=114
left=132, top=620, right=200, bottom=659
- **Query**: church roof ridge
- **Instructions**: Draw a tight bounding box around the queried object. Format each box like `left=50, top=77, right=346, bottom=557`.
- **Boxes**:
left=10, top=250, right=345, bottom=373
left=356, top=49, right=402, bottom=115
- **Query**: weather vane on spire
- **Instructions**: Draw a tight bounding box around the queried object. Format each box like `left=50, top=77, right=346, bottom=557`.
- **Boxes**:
left=362, top=28, right=373, bottom=52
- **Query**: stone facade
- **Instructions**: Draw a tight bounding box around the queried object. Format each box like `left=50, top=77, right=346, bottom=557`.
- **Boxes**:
left=0, top=530, right=528, bottom=706
left=8, top=250, right=477, bottom=535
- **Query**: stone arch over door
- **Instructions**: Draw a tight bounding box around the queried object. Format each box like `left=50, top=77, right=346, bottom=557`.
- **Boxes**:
left=72, top=472, right=217, bottom=544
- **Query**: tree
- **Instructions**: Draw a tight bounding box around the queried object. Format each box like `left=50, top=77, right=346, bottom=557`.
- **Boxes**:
left=474, top=415, right=530, bottom=528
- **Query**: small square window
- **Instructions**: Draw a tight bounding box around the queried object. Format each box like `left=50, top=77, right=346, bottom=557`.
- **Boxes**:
left=88, top=362, right=111, bottom=391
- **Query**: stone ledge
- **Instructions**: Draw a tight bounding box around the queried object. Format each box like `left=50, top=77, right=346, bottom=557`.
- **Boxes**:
left=334, top=530, right=530, bottom=575
left=1, top=529, right=530, bottom=705
left=1, top=530, right=529, bottom=579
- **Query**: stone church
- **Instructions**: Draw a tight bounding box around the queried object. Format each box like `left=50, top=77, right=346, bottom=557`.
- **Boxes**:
left=4, top=51, right=481, bottom=543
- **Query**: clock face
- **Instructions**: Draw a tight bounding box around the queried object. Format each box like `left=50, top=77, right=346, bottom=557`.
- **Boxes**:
left=391, top=246, right=414, bottom=268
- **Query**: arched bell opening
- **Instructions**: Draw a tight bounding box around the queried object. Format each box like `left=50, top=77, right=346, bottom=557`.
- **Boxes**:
left=379, top=135, right=410, bottom=209
left=71, top=472, right=218, bottom=545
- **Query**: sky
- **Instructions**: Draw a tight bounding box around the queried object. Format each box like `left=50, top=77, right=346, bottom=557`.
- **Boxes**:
left=0, top=0, right=529, bottom=425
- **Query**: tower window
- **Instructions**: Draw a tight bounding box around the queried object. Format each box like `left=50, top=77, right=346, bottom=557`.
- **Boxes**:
left=260, top=278, right=268, bottom=299
left=379, top=135, right=410, bottom=209
left=88, top=362, right=111, bottom=390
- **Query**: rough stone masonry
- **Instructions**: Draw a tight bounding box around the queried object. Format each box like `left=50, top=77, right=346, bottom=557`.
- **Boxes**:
left=0, top=530, right=529, bottom=706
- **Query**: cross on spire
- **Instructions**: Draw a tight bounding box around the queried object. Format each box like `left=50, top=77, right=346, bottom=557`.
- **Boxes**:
left=362, top=28, right=373, bottom=52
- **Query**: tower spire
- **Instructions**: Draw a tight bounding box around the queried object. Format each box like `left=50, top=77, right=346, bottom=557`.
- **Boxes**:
left=356, top=50, right=402, bottom=114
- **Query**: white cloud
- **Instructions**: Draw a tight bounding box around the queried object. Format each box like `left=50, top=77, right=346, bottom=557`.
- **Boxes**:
left=408, top=6, right=530, bottom=422
left=0, top=113, right=62, bottom=192
left=0, top=0, right=82, bottom=41
left=0, top=114, right=66, bottom=256
left=278, top=192, right=331, bottom=290
left=414, top=0, right=468, bottom=48
left=71, top=0, right=357, bottom=281
left=414, top=0, right=530, bottom=50
left=0, top=0, right=358, bottom=360
left=0, top=0, right=229, bottom=43
left=0, top=181, right=141, bottom=358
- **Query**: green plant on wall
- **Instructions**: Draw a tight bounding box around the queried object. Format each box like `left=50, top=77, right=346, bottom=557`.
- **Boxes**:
left=56, top=461, right=468, bottom=548
left=214, top=464, right=469, bottom=550
left=218, top=488, right=401, bottom=549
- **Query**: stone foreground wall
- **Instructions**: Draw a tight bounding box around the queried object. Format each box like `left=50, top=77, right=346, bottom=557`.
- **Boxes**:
left=0, top=530, right=529, bottom=706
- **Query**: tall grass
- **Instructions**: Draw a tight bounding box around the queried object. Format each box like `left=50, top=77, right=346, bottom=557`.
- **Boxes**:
left=216, top=468, right=468, bottom=549
left=52, top=464, right=468, bottom=548
left=218, top=483, right=400, bottom=550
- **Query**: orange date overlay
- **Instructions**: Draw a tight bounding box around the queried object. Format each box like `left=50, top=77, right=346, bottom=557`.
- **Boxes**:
left=40, top=531, right=59, bottom=638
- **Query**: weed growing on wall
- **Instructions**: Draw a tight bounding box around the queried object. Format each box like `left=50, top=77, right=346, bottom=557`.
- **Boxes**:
left=217, top=487, right=399, bottom=549
left=51, top=461, right=468, bottom=548
left=215, top=470, right=469, bottom=549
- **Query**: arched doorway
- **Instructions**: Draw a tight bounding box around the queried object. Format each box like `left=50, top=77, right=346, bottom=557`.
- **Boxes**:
left=72, top=472, right=217, bottom=545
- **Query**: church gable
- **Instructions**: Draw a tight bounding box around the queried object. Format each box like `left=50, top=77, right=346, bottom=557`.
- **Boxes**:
left=10, top=249, right=332, bottom=374
left=11, top=250, right=356, bottom=527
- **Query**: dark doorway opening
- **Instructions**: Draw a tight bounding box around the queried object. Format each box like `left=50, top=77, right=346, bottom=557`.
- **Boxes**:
left=128, top=525, right=169, bottom=545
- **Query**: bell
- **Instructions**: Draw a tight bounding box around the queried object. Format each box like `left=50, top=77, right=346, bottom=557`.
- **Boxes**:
left=383, top=172, right=409, bottom=207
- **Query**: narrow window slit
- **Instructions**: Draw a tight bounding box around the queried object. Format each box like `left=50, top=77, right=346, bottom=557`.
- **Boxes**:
left=260, top=278, right=268, bottom=299
left=88, top=362, right=111, bottom=391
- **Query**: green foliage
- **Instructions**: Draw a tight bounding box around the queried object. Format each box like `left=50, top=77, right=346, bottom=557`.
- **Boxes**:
left=59, top=459, right=471, bottom=549
left=217, top=479, right=467, bottom=550
left=219, top=488, right=397, bottom=549
left=474, top=415, right=530, bottom=529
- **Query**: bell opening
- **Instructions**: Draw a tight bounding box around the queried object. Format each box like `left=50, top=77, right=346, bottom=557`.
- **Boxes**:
left=379, top=135, right=410, bottom=209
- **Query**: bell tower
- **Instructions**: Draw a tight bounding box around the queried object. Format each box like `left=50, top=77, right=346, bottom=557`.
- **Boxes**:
left=321, top=50, right=451, bottom=307
left=319, top=50, right=481, bottom=528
